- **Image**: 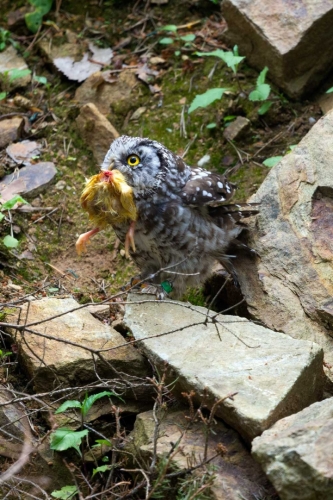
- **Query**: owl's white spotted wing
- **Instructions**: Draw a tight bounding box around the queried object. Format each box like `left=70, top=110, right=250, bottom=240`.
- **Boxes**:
left=181, top=167, right=236, bottom=207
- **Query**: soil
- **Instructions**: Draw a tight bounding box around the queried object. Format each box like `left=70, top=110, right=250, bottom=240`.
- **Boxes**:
left=0, top=0, right=324, bottom=306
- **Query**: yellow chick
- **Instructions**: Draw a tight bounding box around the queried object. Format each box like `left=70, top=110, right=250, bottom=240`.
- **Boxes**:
left=76, top=169, right=137, bottom=258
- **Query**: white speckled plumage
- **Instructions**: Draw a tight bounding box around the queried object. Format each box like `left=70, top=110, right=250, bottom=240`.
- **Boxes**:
left=100, top=135, right=256, bottom=297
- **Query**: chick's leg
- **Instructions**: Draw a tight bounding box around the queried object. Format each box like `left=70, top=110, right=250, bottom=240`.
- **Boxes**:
left=76, top=227, right=100, bottom=255
left=124, top=221, right=136, bottom=258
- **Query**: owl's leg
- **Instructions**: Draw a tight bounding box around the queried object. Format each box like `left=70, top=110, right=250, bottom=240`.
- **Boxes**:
left=76, top=227, right=100, bottom=255
left=124, top=221, right=136, bottom=258
left=219, top=256, right=239, bottom=287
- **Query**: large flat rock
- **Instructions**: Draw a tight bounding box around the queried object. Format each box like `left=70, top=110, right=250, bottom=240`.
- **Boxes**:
left=9, top=297, right=147, bottom=393
left=234, top=109, right=333, bottom=381
left=124, top=295, right=324, bottom=442
left=252, top=397, right=333, bottom=500
left=222, top=0, right=333, bottom=98
left=127, top=409, right=275, bottom=500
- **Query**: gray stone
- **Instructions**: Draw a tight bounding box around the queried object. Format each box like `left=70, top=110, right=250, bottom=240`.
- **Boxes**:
left=318, top=92, right=333, bottom=114
left=0, top=45, right=31, bottom=90
left=233, top=109, right=333, bottom=381
left=223, top=116, right=250, bottom=141
left=252, top=397, right=333, bottom=500
left=75, top=70, right=137, bottom=116
left=124, top=294, right=324, bottom=442
left=222, top=0, right=333, bottom=98
left=76, top=103, right=119, bottom=164
left=126, top=409, right=274, bottom=500
left=0, top=162, right=57, bottom=199
left=8, top=297, right=148, bottom=393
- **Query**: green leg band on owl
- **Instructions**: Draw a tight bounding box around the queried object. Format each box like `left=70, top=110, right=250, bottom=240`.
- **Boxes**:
left=161, top=281, right=173, bottom=294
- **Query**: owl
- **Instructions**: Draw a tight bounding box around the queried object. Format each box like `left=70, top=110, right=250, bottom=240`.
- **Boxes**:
left=76, top=136, right=257, bottom=298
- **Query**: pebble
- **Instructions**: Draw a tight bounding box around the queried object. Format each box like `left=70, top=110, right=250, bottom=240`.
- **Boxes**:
left=55, top=180, right=66, bottom=190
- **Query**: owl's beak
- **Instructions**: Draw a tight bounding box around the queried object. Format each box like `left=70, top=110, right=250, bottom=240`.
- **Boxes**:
left=108, top=160, right=115, bottom=170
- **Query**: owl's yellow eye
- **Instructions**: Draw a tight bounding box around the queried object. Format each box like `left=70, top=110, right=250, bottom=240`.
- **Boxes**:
left=127, top=154, right=140, bottom=167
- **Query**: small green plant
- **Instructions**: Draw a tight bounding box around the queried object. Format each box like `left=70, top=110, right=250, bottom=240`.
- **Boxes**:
left=326, top=86, right=333, bottom=94
left=25, top=0, right=53, bottom=34
left=51, top=485, right=78, bottom=499
left=188, top=46, right=245, bottom=114
left=249, top=66, right=272, bottom=115
left=0, top=68, right=32, bottom=101
left=0, top=195, right=28, bottom=248
left=196, top=45, right=245, bottom=75
left=0, top=28, right=20, bottom=52
left=158, top=24, right=196, bottom=55
left=50, top=391, right=123, bottom=456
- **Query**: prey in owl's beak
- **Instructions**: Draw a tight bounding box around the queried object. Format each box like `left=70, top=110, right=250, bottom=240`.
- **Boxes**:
left=75, top=168, right=137, bottom=258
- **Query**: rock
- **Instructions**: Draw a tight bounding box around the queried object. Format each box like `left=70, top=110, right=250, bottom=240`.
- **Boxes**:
left=223, top=116, right=251, bottom=141
left=318, top=92, right=333, bottom=114
left=124, top=294, right=324, bottom=442
left=76, top=103, right=119, bottom=164
left=0, top=45, right=31, bottom=89
left=252, top=397, right=333, bottom=500
left=6, top=140, right=41, bottom=164
left=8, top=297, right=148, bottom=393
left=126, top=409, right=275, bottom=500
left=0, top=162, right=57, bottom=199
left=222, top=0, right=333, bottom=98
left=0, top=116, right=25, bottom=148
left=75, top=70, right=138, bottom=116
left=233, top=109, right=333, bottom=381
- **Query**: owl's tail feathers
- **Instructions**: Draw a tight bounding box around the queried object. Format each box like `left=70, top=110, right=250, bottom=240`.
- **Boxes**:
left=213, top=202, right=260, bottom=222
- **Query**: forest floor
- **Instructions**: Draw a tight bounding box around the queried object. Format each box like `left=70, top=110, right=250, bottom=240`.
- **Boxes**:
left=0, top=0, right=328, bottom=307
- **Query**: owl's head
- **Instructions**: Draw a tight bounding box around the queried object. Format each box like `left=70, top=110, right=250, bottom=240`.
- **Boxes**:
left=101, top=136, right=189, bottom=197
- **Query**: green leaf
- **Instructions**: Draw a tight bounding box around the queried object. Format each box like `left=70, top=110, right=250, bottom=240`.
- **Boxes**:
left=223, top=115, right=236, bottom=122
left=206, top=122, right=217, bottom=129
left=289, top=145, right=297, bottom=150
left=188, top=88, right=227, bottom=113
left=160, top=24, right=178, bottom=32
left=174, top=50, right=181, bottom=56
left=221, top=51, right=245, bottom=73
left=25, top=0, right=53, bottom=33
left=257, top=66, right=269, bottom=86
left=263, top=156, right=283, bottom=167
left=1, top=195, right=28, bottom=211
left=3, top=235, right=19, bottom=248
left=50, top=428, right=88, bottom=456
left=196, top=49, right=244, bottom=73
left=326, top=86, right=333, bottom=94
left=33, top=75, right=48, bottom=85
left=51, top=485, right=78, bottom=499
left=92, top=465, right=112, bottom=477
left=159, top=37, right=174, bottom=45
left=249, top=83, right=271, bottom=102
left=258, top=101, right=273, bottom=115
left=0, top=92, right=7, bottom=101
left=180, top=34, right=196, bottom=42
left=93, top=439, right=112, bottom=448
left=8, top=68, right=31, bottom=82
left=81, top=391, right=122, bottom=417
left=55, top=400, right=81, bottom=414
left=0, top=213, right=4, bottom=222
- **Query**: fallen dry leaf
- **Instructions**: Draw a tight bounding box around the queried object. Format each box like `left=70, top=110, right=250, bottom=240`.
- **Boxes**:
left=54, top=43, right=113, bottom=83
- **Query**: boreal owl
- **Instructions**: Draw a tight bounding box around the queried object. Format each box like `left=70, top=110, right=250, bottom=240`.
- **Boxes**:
left=76, top=136, right=257, bottom=298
